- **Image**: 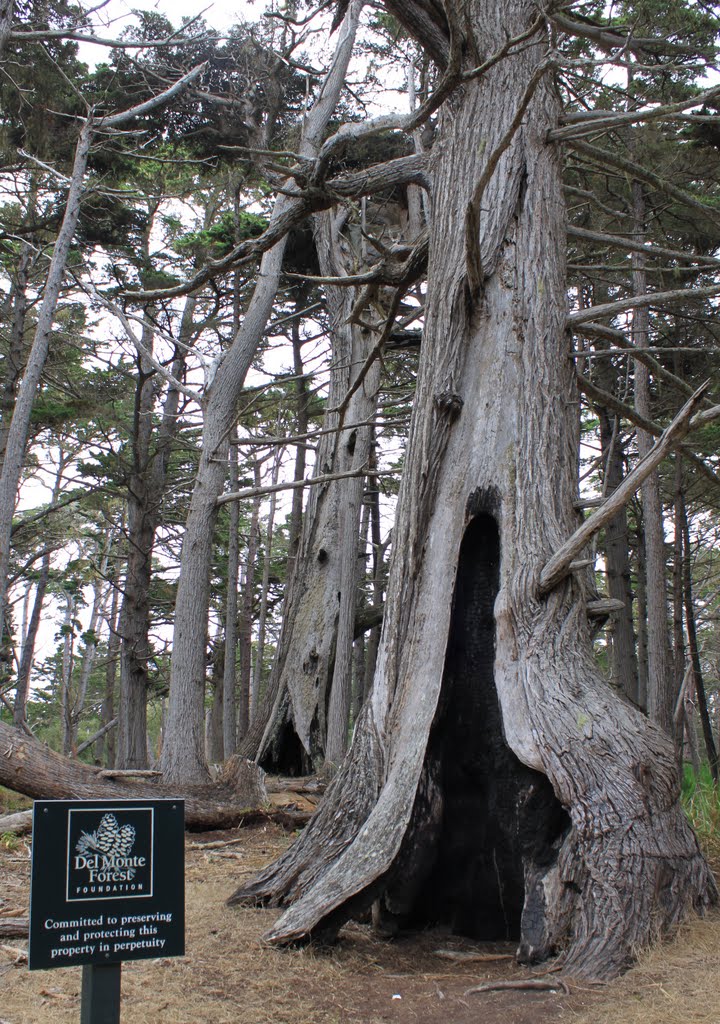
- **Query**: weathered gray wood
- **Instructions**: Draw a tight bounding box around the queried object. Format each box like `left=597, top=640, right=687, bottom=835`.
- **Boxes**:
left=162, top=2, right=363, bottom=785
left=538, top=382, right=711, bottom=596
left=230, top=1, right=716, bottom=982
left=0, top=918, right=29, bottom=938
left=0, top=809, right=32, bottom=835
left=0, top=722, right=266, bottom=830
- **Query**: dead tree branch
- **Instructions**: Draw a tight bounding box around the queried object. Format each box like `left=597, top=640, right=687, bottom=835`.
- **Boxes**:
left=539, top=382, right=715, bottom=595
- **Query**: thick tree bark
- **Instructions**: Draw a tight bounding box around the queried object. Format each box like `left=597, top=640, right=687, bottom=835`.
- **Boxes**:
left=0, top=721, right=266, bottom=830
left=162, top=4, right=361, bottom=784
left=230, top=3, right=716, bottom=981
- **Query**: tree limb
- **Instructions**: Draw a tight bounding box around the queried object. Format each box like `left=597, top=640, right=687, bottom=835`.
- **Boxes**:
left=573, top=321, right=714, bottom=406
left=216, top=467, right=395, bottom=507
left=553, top=11, right=705, bottom=58
left=539, top=382, right=715, bottom=595
left=568, top=140, right=720, bottom=226
left=567, top=224, right=720, bottom=271
left=569, top=283, right=720, bottom=326
left=576, top=372, right=720, bottom=493
left=126, top=155, right=428, bottom=302
left=551, top=84, right=720, bottom=141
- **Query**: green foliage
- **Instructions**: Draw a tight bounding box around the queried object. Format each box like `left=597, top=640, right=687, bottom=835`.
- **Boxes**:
left=682, top=763, right=720, bottom=858
left=173, top=209, right=267, bottom=259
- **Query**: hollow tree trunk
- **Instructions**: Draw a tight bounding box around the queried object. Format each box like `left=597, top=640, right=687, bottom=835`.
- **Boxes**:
left=230, top=3, right=716, bottom=981
left=243, top=209, right=381, bottom=774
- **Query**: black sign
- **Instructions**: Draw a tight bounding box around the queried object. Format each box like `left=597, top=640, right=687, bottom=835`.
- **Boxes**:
left=29, top=800, right=185, bottom=971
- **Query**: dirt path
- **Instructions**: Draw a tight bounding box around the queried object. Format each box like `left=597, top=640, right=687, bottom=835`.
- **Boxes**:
left=1, top=823, right=718, bottom=1024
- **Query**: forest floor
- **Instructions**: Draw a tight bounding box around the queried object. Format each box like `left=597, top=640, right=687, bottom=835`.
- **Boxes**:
left=1, top=788, right=719, bottom=1024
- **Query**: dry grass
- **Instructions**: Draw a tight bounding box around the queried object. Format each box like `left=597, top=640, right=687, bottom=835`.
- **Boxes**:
left=572, top=911, right=720, bottom=1024
left=1, top=821, right=719, bottom=1024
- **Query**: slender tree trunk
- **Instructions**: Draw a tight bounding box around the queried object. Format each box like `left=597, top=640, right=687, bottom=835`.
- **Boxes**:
left=60, top=590, right=76, bottom=756
left=117, top=294, right=193, bottom=769
left=223, top=432, right=240, bottom=758
left=251, top=449, right=281, bottom=710
left=632, top=182, right=674, bottom=733
left=365, top=435, right=384, bottom=686
left=232, top=4, right=715, bottom=980
left=70, top=538, right=113, bottom=750
left=0, top=120, right=93, bottom=642
left=597, top=404, right=639, bottom=702
left=13, top=551, right=49, bottom=727
left=98, top=574, right=121, bottom=768
left=163, top=4, right=362, bottom=784
left=0, top=239, right=32, bottom=469
left=679, top=496, right=719, bottom=780
left=635, top=512, right=650, bottom=707
left=206, top=640, right=225, bottom=764
left=672, top=459, right=685, bottom=705
left=240, top=477, right=261, bottom=733
left=287, top=308, right=311, bottom=578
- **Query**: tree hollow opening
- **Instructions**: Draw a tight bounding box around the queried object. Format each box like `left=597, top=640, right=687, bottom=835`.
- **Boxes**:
left=403, top=511, right=569, bottom=941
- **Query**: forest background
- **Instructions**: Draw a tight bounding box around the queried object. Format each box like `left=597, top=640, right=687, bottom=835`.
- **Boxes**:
left=0, top=0, right=720, bottom=980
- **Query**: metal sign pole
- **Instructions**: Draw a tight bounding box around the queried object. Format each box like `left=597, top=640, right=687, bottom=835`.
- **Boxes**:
left=80, top=962, right=121, bottom=1024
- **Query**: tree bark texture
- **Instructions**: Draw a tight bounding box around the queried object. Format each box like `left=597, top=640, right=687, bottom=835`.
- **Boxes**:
left=230, top=3, right=716, bottom=981
left=162, top=3, right=362, bottom=785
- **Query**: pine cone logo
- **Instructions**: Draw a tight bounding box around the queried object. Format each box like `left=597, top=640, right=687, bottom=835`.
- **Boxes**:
left=76, top=813, right=136, bottom=859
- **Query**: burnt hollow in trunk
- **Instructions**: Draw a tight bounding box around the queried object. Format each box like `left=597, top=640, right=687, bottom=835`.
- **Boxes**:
left=393, top=512, right=569, bottom=941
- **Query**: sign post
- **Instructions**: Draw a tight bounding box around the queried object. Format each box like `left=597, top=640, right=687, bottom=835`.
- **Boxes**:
left=29, top=799, right=185, bottom=1023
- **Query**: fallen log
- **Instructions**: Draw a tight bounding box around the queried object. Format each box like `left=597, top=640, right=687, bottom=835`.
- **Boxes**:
left=0, top=918, right=29, bottom=939
left=0, top=721, right=266, bottom=831
left=0, top=810, right=33, bottom=836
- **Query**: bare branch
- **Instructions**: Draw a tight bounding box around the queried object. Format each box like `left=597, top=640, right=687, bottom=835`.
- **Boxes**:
left=568, top=140, right=720, bottom=226
left=568, top=224, right=720, bottom=270
left=126, top=154, right=428, bottom=302
left=569, top=284, right=720, bottom=326
left=539, top=382, right=716, bottom=595
left=551, top=84, right=720, bottom=141
left=80, top=280, right=203, bottom=405
left=553, top=12, right=705, bottom=58
left=99, top=62, right=207, bottom=128
left=216, top=467, right=395, bottom=507
left=9, top=28, right=217, bottom=49
left=576, top=372, right=720, bottom=492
